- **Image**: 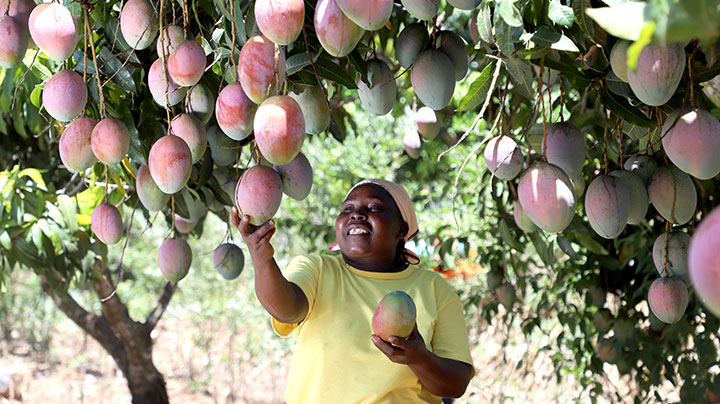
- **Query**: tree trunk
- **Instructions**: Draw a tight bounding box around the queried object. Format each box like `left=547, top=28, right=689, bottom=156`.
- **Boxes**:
left=122, top=328, right=168, bottom=404
left=42, top=266, right=176, bottom=404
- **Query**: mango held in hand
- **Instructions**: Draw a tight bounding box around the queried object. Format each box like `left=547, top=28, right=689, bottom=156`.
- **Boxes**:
left=372, top=291, right=416, bottom=342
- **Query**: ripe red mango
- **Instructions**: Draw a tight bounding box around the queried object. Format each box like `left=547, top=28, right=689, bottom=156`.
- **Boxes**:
left=148, top=135, right=193, bottom=194
left=235, top=165, right=283, bottom=226
left=254, top=95, right=305, bottom=165
left=314, top=0, right=364, bottom=58
left=91, top=203, right=123, bottom=245
left=29, top=3, right=78, bottom=61
left=43, top=70, right=87, bottom=122
left=689, top=206, right=720, bottom=318
left=158, top=238, right=192, bottom=282
left=648, top=277, right=688, bottom=324
left=59, top=118, right=98, bottom=173
left=254, top=0, right=304, bottom=46
left=238, top=35, right=285, bottom=104
left=372, top=291, right=416, bottom=342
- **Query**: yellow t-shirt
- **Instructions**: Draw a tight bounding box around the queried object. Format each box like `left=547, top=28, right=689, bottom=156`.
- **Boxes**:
left=272, top=253, right=474, bottom=404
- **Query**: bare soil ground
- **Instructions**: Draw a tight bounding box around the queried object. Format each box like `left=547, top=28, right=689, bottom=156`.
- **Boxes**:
left=0, top=308, right=664, bottom=404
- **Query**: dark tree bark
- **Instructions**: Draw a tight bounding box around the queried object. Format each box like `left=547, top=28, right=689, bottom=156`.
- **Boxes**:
left=42, top=265, right=177, bottom=404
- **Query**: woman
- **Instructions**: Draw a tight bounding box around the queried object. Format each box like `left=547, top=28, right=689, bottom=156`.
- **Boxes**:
left=232, top=179, right=474, bottom=403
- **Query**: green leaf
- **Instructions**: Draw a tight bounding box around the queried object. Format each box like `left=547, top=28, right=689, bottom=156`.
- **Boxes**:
left=528, top=232, right=553, bottom=267
left=56, top=195, right=78, bottom=233
left=626, top=23, right=655, bottom=71
left=286, top=51, right=320, bottom=76
left=30, top=85, right=42, bottom=108
left=602, top=89, right=656, bottom=127
left=585, top=2, right=651, bottom=41
left=531, top=26, right=579, bottom=52
left=458, top=61, right=497, bottom=111
left=549, top=0, right=575, bottom=27
left=310, top=57, right=357, bottom=89
left=499, top=219, right=524, bottom=252
left=18, top=168, right=46, bottom=189
left=495, top=18, right=523, bottom=57
left=476, top=2, right=493, bottom=43
left=572, top=232, right=609, bottom=255
left=245, top=0, right=259, bottom=38
left=346, top=50, right=368, bottom=83
left=503, top=57, right=535, bottom=100
left=557, top=235, right=579, bottom=261
left=103, top=19, right=140, bottom=64
left=572, top=0, right=596, bottom=39
left=498, top=0, right=523, bottom=27
left=97, top=47, right=137, bottom=94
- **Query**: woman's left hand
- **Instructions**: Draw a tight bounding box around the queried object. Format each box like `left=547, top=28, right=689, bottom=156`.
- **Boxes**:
left=371, top=324, right=429, bottom=365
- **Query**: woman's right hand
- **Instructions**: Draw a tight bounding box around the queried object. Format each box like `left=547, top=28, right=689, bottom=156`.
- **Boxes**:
left=232, top=207, right=276, bottom=261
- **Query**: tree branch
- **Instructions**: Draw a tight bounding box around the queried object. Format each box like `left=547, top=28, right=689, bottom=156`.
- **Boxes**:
left=41, top=277, right=128, bottom=374
left=144, top=282, right=177, bottom=332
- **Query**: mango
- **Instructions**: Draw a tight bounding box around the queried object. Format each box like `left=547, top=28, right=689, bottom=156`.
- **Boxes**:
left=411, top=50, right=455, bottom=110
left=215, top=82, right=257, bottom=141
left=396, top=22, right=429, bottom=69
left=689, top=206, right=720, bottom=317
left=59, top=118, right=98, bottom=173
left=91, top=203, right=123, bottom=245
left=235, top=165, right=283, bottom=225
left=648, top=277, right=688, bottom=324
left=43, top=70, right=87, bottom=122
left=541, top=122, right=585, bottom=178
left=585, top=175, right=630, bottom=239
left=213, top=243, right=245, bottom=280
left=661, top=107, right=720, bottom=180
left=238, top=34, right=285, bottom=104
left=207, top=125, right=238, bottom=167
left=627, top=43, right=685, bottom=106
left=609, top=170, right=648, bottom=225
left=158, top=237, right=192, bottom=282
left=148, top=135, right=193, bottom=194
left=517, top=162, right=576, bottom=233
left=90, top=118, right=130, bottom=165
left=273, top=152, right=313, bottom=201
left=168, top=40, right=206, bottom=87
left=652, top=231, right=691, bottom=284
left=357, top=59, right=397, bottom=116
left=400, top=0, right=439, bottom=21
left=254, top=95, right=305, bottom=165
left=255, top=0, right=304, bottom=46
left=372, top=291, right=416, bottom=341
left=135, top=165, right=170, bottom=212
left=415, top=106, right=440, bottom=140
left=314, top=0, right=364, bottom=58
left=484, top=135, right=522, bottom=181
left=29, top=3, right=77, bottom=61
left=120, top=0, right=158, bottom=50
left=289, top=86, right=330, bottom=135
left=335, top=0, right=392, bottom=31
left=647, top=165, right=697, bottom=225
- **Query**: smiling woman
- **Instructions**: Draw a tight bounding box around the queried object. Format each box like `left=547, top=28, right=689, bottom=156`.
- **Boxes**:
left=232, top=179, right=474, bottom=404
left=335, top=182, right=410, bottom=272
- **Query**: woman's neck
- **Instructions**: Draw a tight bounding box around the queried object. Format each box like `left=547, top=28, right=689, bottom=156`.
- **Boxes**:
left=341, top=254, right=409, bottom=273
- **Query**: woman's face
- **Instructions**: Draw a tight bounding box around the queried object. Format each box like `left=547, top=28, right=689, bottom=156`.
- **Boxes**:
left=335, top=184, right=407, bottom=268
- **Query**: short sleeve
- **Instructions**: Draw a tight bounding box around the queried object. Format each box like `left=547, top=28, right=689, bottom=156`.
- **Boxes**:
left=430, top=279, right=476, bottom=376
left=271, top=254, right=322, bottom=337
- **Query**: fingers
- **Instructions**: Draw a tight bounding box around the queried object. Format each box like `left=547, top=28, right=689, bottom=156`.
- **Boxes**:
left=251, top=220, right=275, bottom=242
left=257, top=223, right=276, bottom=244
left=371, top=335, right=400, bottom=356
left=231, top=207, right=240, bottom=228
left=239, top=215, right=266, bottom=238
